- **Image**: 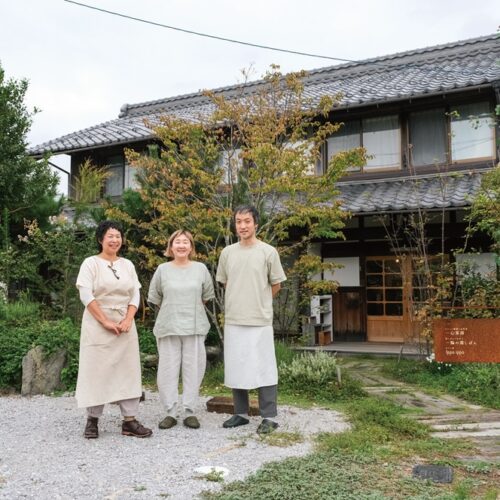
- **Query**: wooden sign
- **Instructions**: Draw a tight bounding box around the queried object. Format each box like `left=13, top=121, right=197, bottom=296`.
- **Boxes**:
left=433, top=318, right=500, bottom=363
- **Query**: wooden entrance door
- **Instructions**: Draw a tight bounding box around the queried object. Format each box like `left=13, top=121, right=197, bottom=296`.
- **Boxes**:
left=365, top=256, right=411, bottom=342
left=333, top=287, right=366, bottom=341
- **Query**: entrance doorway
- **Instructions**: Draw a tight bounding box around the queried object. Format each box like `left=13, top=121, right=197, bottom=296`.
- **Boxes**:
left=332, top=287, right=366, bottom=341
left=365, top=256, right=411, bottom=342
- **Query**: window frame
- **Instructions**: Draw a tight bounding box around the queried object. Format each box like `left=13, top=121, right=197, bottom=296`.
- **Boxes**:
left=104, top=154, right=125, bottom=197
left=408, top=101, right=496, bottom=168
left=326, top=115, right=402, bottom=174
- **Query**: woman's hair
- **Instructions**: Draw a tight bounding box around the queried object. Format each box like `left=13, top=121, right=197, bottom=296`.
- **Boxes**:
left=165, top=229, right=196, bottom=259
left=95, top=220, right=124, bottom=252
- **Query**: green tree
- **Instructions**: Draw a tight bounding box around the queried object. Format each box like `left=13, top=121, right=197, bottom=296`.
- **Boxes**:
left=109, top=67, right=366, bottom=339
left=468, top=165, right=500, bottom=259
left=0, top=62, right=59, bottom=245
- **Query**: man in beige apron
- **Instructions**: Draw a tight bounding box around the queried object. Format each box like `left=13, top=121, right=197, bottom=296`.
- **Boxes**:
left=216, top=205, right=286, bottom=434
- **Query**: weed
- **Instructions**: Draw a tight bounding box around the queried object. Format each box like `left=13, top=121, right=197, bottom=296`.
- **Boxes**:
left=261, top=431, right=304, bottom=447
left=203, top=469, right=225, bottom=483
left=483, top=488, right=500, bottom=500
left=201, top=362, right=225, bottom=391
left=461, top=461, right=495, bottom=474
left=453, top=479, right=475, bottom=499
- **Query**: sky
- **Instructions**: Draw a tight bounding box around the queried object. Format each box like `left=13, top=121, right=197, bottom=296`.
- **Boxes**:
left=1, top=0, right=498, bottom=194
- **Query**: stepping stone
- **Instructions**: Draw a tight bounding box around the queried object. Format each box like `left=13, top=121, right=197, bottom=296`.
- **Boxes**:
left=432, top=422, right=500, bottom=432
left=430, top=428, right=500, bottom=439
left=413, top=464, right=453, bottom=483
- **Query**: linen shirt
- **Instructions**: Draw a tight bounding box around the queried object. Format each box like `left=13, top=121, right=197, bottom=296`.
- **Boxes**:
left=148, top=261, right=215, bottom=337
left=216, top=240, right=286, bottom=326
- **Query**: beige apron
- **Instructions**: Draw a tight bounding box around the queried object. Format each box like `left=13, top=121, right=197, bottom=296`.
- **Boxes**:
left=75, top=257, right=142, bottom=408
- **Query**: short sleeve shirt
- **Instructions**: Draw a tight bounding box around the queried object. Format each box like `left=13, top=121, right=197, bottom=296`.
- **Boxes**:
left=147, top=261, right=215, bottom=337
left=216, top=241, right=286, bottom=326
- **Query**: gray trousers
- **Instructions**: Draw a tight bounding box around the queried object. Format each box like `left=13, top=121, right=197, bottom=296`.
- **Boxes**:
left=232, top=385, right=277, bottom=418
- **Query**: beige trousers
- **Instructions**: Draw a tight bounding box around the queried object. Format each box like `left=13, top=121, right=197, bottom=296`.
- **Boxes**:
left=157, top=335, right=206, bottom=417
left=86, top=397, right=140, bottom=418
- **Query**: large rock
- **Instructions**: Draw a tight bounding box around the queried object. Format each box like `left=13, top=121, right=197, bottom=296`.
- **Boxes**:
left=21, top=346, right=67, bottom=396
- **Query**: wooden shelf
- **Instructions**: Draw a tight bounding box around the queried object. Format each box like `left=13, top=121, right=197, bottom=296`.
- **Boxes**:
left=309, top=295, right=333, bottom=345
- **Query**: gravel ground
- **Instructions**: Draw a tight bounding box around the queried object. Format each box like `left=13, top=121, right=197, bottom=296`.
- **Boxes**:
left=0, top=392, right=349, bottom=500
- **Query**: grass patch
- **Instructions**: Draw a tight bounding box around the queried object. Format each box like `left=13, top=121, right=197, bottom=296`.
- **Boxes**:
left=381, top=359, right=500, bottom=409
left=201, top=362, right=231, bottom=397
left=204, top=392, right=498, bottom=499
left=260, top=431, right=304, bottom=448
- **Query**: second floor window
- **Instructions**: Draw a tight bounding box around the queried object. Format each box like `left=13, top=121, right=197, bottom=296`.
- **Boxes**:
left=327, top=115, right=401, bottom=172
left=104, top=155, right=139, bottom=196
left=408, top=108, right=447, bottom=166
left=450, top=102, right=495, bottom=161
left=105, top=155, right=124, bottom=197
left=409, top=102, right=495, bottom=167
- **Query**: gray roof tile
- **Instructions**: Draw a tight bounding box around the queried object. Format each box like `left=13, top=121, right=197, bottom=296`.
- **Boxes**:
left=30, top=34, right=500, bottom=156
left=337, top=171, right=484, bottom=213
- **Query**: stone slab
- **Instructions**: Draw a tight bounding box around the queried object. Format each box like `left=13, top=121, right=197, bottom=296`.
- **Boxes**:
left=432, top=422, right=500, bottom=431
left=412, top=465, right=453, bottom=483
left=431, top=428, right=500, bottom=439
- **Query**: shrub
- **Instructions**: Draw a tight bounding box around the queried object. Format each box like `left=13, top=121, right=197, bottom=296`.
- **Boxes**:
left=0, top=315, right=80, bottom=390
left=279, top=351, right=365, bottom=401
left=0, top=299, right=41, bottom=323
left=446, top=363, right=500, bottom=408
left=137, top=323, right=157, bottom=355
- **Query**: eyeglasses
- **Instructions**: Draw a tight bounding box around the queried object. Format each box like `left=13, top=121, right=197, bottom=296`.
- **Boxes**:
left=108, top=263, right=120, bottom=280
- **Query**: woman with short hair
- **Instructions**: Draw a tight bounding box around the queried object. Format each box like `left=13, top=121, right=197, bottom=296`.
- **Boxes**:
left=76, top=220, right=152, bottom=439
left=148, top=229, right=215, bottom=430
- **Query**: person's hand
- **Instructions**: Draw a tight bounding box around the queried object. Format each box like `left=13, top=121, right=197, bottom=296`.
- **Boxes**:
left=102, top=319, right=121, bottom=335
left=118, top=317, right=133, bottom=333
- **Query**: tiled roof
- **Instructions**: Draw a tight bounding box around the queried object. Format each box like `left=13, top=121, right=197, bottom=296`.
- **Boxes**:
left=30, top=34, right=500, bottom=156
left=337, top=171, right=485, bottom=213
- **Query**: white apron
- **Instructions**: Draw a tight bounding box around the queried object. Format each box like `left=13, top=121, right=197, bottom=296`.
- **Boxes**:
left=224, top=325, right=278, bottom=389
left=75, top=257, right=142, bottom=408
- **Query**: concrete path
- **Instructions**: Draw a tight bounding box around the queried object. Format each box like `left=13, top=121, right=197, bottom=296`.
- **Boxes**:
left=341, top=359, right=500, bottom=464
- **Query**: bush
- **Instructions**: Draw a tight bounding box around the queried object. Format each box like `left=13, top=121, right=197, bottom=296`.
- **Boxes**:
left=279, top=351, right=365, bottom=401
left=446, top=363, right=500, bottom=408
left=137, top=323, right=157, bottom=355
left=0, top=312, right=80, bottom=390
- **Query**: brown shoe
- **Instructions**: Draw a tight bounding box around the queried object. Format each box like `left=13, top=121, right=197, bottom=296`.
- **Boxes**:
left=183, top=416, right=200, bottom=429
left=84, top=417, right=98, bottom=439
left=122, top=419, right=153, bottom=438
